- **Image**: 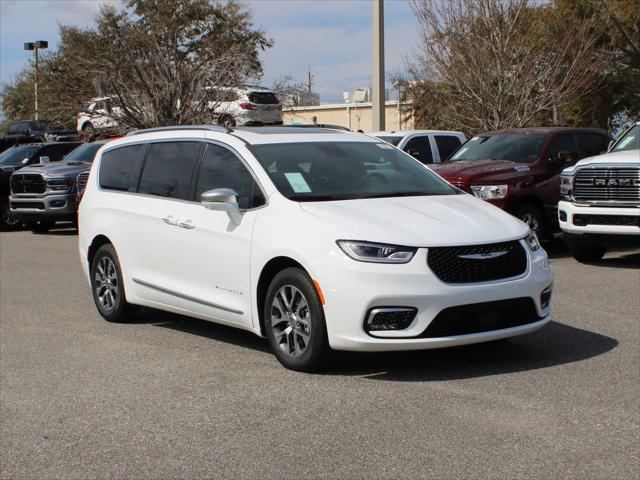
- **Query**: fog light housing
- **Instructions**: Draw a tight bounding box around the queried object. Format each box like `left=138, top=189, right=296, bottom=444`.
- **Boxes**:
left=540, top=286, right=552, bottom=310
left=365, top=307, right=417, bottom=332
left=559, top=210, right=567, bottom=222
left=51, top=200, right=66, bottom=208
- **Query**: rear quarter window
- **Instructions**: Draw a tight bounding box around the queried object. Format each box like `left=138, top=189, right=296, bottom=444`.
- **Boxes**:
left=99, top=144, right=148, bottom=192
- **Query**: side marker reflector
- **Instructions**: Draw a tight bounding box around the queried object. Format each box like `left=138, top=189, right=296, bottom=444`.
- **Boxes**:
left=313, top=279, right=326, bottom=305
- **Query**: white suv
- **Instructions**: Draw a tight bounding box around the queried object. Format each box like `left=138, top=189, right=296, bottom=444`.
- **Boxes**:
left=370, top=130, right=467, bottom=164
left=78, top=126, right=553, bottom=371
left=76, top=97, right=122, bottom=137
left=208, top=86, right=283, bottom=127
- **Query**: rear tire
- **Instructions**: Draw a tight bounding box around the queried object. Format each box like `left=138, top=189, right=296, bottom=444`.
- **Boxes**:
left=218, top=115, right=236, bottom=128
left=91, top=244, right=139, bottom=322
left=568, top=242, right=606, bottom=263
left=264, top=268, right=330, bottom=372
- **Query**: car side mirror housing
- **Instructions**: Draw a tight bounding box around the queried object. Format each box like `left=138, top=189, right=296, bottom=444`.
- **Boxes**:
left=39, top=156, right=50, bottom=164
left=201, top=188, right=241, bottom=225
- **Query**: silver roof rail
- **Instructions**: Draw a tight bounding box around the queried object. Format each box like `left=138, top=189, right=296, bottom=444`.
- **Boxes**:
left=125, top=125, right=232, bottom=136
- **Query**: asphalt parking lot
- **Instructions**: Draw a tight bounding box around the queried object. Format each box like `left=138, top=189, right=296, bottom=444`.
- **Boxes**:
left=1, top=228, right=638, bottom=480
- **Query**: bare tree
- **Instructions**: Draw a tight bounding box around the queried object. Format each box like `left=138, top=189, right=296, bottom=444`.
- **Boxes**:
left=271, top=75, right=319, bottom=108
left=58, top=0, right=272, bottom=129
left=406, top=0, right=608, bottom=132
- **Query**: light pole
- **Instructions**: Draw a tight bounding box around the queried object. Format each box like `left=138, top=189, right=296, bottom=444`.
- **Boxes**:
left=24, top=40, right=48, bottom=120
left=372, top=0, right=385, bottom=131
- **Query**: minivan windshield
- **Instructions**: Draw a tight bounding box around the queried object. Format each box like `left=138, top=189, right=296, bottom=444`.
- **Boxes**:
left=0, top=145, right=40, bottom=166
left=250, top=141, right=457, bottom=201
left=611, top=124, right=639, bottom=152
left=449, top=133, right=546, bottom=164
left=63, top=142, right=103, bottom=163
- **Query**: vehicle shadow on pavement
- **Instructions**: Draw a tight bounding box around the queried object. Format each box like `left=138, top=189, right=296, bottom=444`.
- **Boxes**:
left=137, top=308, right=272, bottom=354
left=325, top=321, right=618, bottom=381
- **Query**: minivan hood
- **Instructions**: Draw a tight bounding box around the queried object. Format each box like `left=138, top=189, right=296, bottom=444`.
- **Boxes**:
left=299, top=194, right=528, bottom=247
left=17, top=162, right=91, bottom=178
left=431, top=159, right=531, bottom=183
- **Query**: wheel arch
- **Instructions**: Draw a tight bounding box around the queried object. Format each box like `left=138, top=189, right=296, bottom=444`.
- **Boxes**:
left=87, top=234, right=112, bottom=269
left=256, top=256, right=308, bottom=337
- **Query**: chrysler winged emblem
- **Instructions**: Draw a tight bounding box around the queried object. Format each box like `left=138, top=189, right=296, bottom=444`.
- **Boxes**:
left=458, top=251, right=509, bottom=260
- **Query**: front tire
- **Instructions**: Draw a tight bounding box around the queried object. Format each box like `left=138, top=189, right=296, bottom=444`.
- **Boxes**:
left=91, top=244, right=138, bottom=322
left=1, top=201, right=20, bottom=230
left=29, top=220, right=55, bottom=234
left=514, top=204, right=545, bottom=240
left=264, top=268, right=330, bottom=372
left=568, top=242, right=606, bottom=263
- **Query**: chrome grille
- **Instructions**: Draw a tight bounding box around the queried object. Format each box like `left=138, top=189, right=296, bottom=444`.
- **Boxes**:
left=10, top=174, right=46, bottom=194
left=76, top=171, right=90, bottom=196
left=574, top=166, right=640, bottom=203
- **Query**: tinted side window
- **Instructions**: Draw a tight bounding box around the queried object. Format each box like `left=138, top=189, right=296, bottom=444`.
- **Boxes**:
left=434, top=135, right=462, bottom=161
left=41, top=143, right=78, bottom=162
left=577, top=133, right=608, bottom=159
left=196, top=144, right=264, bottom=209
left=403, top=136, right=434, bottom=164
left=99, top=144, right=148, bottom=192
left=547, top=134, right=578, bottom=164
left=138, top=142, right=202, bottom=200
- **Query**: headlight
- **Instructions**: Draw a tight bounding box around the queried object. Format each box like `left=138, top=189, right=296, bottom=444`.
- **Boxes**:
left=336, top=240, right=417, bottom=264
left=560, top=174, right=574, bottom=200
left=524, top=230, right=541, bottom=251
left=470, top=184, right=508, bottom=200
left=46, top=178, right=73, bottom=191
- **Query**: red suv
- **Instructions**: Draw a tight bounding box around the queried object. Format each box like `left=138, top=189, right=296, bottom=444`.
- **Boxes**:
left=430, top=127, right=610, bottom=239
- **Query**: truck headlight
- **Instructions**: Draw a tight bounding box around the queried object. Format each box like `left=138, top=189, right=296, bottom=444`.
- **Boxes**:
left=337, top=240, right=417, bottom=264
left=560, top=174, right=574, bottom=200
left=46, top=178, right=73, bottom=191
left=470, top=184, right=508, bottom=200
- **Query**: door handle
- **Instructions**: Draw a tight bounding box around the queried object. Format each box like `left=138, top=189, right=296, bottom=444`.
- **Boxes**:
left=162, top=215, right=178, bottom=226
left=178, top=219, right=195, bottom=230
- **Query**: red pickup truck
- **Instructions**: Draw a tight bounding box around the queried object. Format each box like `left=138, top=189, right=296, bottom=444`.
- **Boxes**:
left=430, top=127, right=610, bottom=239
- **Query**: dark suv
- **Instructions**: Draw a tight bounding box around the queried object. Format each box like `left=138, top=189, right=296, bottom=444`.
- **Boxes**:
left=0, top=142, right=81, bottom=228
left=430, top=128, right=610, bottom=238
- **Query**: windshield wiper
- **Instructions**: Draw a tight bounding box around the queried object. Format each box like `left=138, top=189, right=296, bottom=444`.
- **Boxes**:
left=358, top=191, right=435, bottom=199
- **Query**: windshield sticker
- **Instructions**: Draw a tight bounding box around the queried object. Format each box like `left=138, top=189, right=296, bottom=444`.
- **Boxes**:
left=469, top=136, right=480, bottom=142
left=615, top=136, right=635, bottom=149
left=284, top=172, right=312, bottom=193
left=376, top=143, right=394, bottom=149
left=514, top=165, right=530, bottom=172
left=21, top=158, right=29, bottom=164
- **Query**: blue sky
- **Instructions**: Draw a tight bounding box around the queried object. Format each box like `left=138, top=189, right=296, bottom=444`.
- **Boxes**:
left=0, top=0, right=420, bottom=103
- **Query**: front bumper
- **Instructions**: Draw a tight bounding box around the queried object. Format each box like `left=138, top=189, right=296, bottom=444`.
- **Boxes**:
left=9, top=193, right=77, bottom=222
left=558, top=200, right=640, bottom=236
left=313, top=242, right=554, bottom=352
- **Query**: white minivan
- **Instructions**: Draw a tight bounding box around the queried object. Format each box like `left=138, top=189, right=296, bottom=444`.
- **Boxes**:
left=78, top=126, right=553, bottom=371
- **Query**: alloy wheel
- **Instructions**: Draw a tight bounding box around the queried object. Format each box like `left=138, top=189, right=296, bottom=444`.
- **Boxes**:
left=270, top=285, right=312, bottom=357
left=94, top=256, right=119, bottom=311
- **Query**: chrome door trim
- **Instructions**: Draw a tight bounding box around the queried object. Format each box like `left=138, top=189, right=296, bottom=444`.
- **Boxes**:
left=132, top=278, right=243, bottom=315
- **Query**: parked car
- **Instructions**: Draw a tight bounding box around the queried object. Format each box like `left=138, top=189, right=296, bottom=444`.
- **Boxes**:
left=208, top=86, right=283, bottom=127
left=0, top=142, right=81, bottom=229
left=370, top=130, right=467, bottom=164
left=430, top=127, right=610, bottom=239
left=78, top=125, right=553, bottom=372
left=10, top=140, right=108, bottom=233
left=76, top=97, right=122, bottom=138
left=558, top=122, right=639, bottom=262
left=0, top=120, right=48, bottom=153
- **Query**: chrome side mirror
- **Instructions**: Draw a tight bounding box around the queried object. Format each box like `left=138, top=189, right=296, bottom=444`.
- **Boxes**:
left=201, top=188, right=241, bottom=224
